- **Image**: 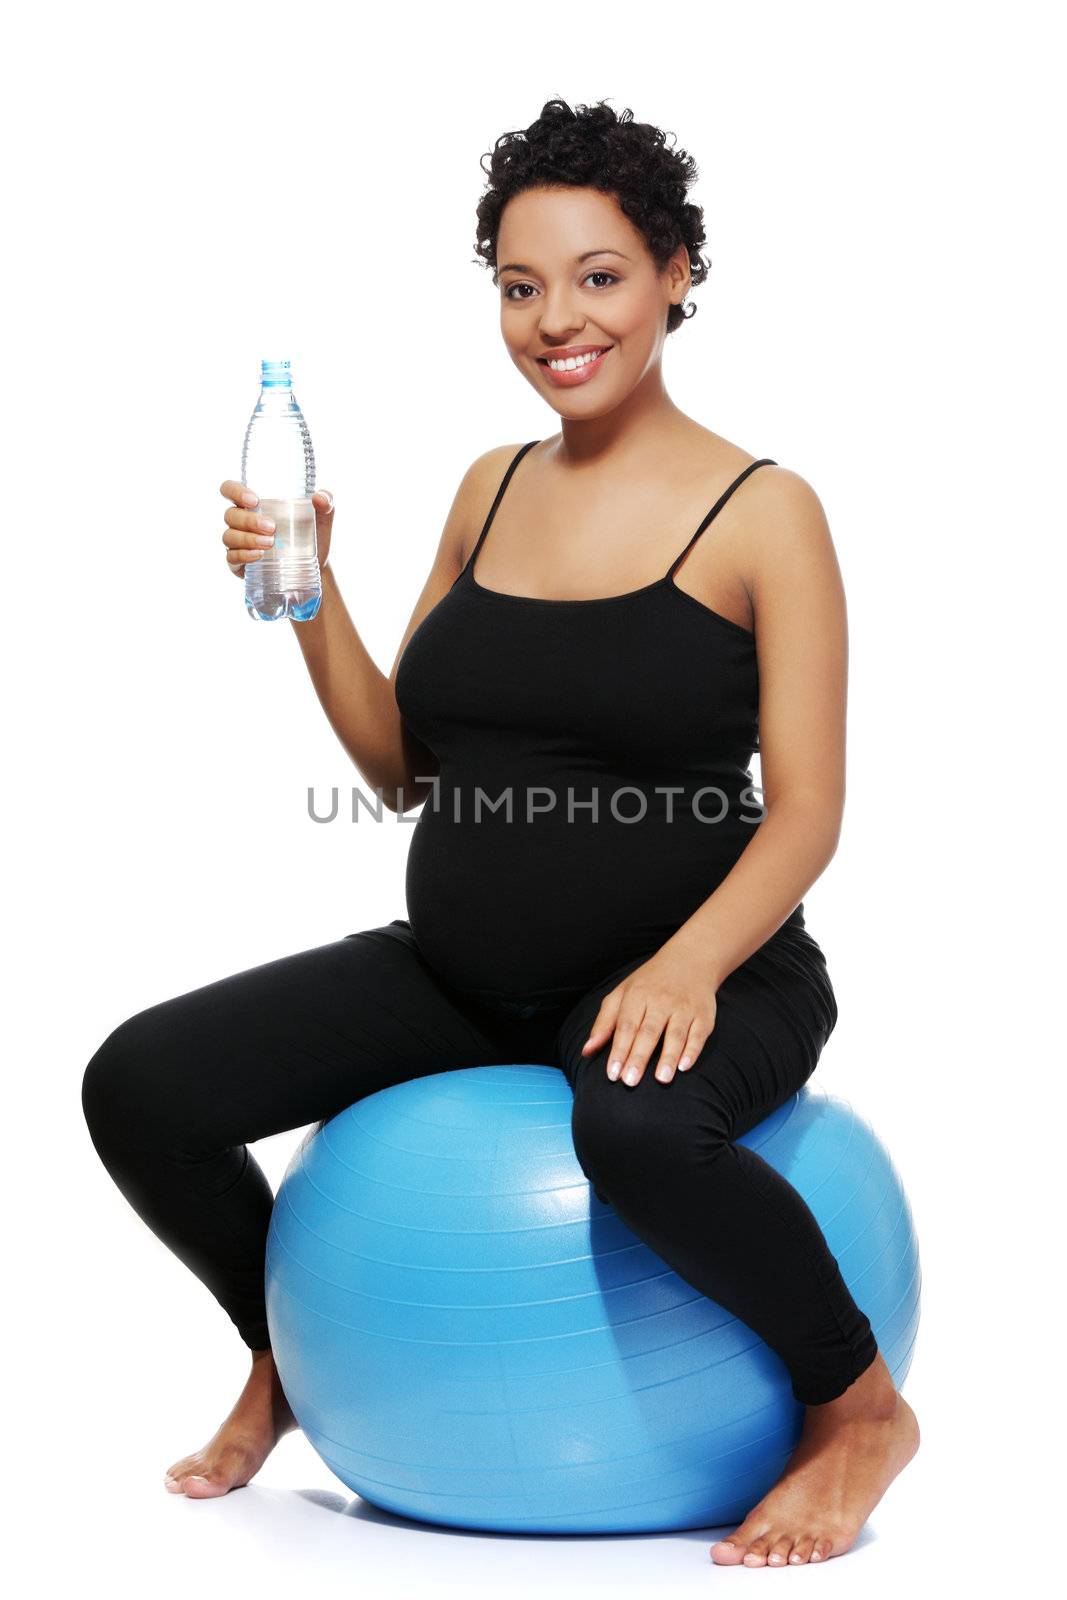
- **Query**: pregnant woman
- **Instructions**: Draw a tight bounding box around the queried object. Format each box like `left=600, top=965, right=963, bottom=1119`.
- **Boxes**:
left=81, top=98, right=918, bottom=1566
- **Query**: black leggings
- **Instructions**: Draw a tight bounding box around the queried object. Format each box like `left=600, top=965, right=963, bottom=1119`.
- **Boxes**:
left=80, top=919, right=878, bottom=1407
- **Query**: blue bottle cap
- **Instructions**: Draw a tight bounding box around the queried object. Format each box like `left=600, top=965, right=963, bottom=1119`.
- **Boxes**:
left=260, top=359, right=292, bottom=387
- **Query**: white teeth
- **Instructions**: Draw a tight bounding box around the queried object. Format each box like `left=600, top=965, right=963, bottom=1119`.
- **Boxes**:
left=546, top=349, right=607, bottom=371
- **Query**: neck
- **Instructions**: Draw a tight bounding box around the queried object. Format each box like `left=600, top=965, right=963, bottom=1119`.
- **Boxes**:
left=555, top=376, right=690, bottom=471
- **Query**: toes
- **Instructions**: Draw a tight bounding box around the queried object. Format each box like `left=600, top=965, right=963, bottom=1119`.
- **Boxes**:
left=742, top=1535, right=774, bottom=1567
left=164, top=1458, right=196, bottom=1493
left=767, top=1534, right=795, bottom=1566
left=713, top=1527, right=835, bottom=1568
left=789, top=1535, right=817, bottom=1564
left=183, top=1474, right=229, bottom=1498
left=711, top=1521, right=768, bottom=1565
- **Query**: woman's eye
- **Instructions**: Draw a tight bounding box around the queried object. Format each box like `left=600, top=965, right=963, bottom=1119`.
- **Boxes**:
left=502, top=270, right=618, bottom=301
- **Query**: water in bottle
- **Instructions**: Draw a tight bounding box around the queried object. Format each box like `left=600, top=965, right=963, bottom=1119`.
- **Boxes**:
left=241, top=358, right=322, bottom=621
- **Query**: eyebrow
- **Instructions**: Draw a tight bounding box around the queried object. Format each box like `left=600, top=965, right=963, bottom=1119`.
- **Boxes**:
left=494, top=248, right=630, bottom=283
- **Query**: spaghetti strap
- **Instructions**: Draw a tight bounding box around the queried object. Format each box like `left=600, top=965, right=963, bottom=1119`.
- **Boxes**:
left=665, top=458, right=778, bottom=580
left=462, top=440, right=541, bottom=577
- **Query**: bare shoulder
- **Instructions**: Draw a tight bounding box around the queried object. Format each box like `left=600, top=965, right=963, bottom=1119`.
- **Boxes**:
left=682, top=427, right=833, bottom=557
left=747, top=463, right=833, bottom=548
left=461, top=441, right=534, bottom=504
left=742, top=463, right=844, bottom=626
left=448, top=441, right=534, bottom=566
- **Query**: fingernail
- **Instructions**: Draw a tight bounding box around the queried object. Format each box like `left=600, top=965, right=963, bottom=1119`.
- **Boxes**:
left=622, top=1066, right=640, bottom=1087
left=678, top=1055, right=692, bottom=1071
left=258, top=517, right=275, bottom=532
left=607, top=1061, right=622, bottom=1081
left=255, top=534, right=275, bottom=547
left=241, top=491, right=257, bottom=506
left=655, top=1064, right=672, bottom=1082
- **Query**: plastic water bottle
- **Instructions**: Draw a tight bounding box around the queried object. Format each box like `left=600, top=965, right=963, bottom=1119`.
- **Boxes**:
left=241, top=359, right=322, bottom=621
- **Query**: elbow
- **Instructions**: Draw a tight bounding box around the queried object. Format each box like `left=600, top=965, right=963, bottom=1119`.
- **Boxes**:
left=819, top=820, right=843, bottom=869
left=380, top=780, right=413, bottom=816
left=767, top=789, right=843, bottom=864
left=383, top=776, right=430, bottom=816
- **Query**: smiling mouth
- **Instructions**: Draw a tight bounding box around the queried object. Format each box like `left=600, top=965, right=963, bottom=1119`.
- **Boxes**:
left=537, top=346, right=613, bottom=369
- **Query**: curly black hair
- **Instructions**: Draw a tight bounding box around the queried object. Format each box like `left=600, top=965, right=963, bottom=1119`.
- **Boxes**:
left=474, top=97, right=710, bottom=335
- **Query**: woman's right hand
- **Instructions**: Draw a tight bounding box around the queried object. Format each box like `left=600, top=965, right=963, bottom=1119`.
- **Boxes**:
left=219, top=481, right=336, bottom=578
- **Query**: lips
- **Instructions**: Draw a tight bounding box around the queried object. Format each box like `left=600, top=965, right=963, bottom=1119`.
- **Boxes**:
left=537, top=344, right=612, bottom=364
left=536, top=345, right=614, bottom=387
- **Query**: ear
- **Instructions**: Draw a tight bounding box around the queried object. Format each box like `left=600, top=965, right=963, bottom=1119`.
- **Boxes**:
left=668, top=241, right=692, bottom=301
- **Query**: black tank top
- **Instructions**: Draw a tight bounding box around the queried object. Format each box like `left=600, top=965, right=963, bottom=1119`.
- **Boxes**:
left=394, top=441, right=804, bottom=1001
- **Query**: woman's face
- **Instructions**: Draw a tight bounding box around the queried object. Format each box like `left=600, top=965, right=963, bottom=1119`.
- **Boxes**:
left=494, top=185, right=691, bottom=415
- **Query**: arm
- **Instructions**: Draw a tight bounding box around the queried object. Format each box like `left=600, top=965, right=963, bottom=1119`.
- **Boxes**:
left=288, top=446, right=520, bottom=814
left=673, top=466, right=848, bottom=981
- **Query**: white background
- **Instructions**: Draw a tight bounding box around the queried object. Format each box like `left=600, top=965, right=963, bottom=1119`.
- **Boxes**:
left=5, top=1, right=1063, bottom=1594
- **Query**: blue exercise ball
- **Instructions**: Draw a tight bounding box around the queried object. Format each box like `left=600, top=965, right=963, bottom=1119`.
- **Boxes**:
left=265, top=1064, right=919, bottom=1534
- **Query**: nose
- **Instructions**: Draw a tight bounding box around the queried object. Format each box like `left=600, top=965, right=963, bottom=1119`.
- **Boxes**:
left=536, top=286, right=586, bottom=341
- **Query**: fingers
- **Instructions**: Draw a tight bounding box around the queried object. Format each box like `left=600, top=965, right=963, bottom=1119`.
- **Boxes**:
left=222, top=502, right=276, bottom=573
left=218, top=483, right=332, bottom=581
left=609, top=1010, right=670, bottom=1088
left=220, top=479, right=260, bottom=509
left=652, top=1015, right=694, bottom=1084
left=222, top=507, right=276, bottom=540
left=220, top=481, right=268, bottom=576
left=603, top=1002, right=649, bottom=1084
left=600, top=1003, right=716, bottom=1088
left=676, top=1012, right=714, bottom=1074
left=581, top=991, right=622, bottom=1059
left=222, top=479, right=335, bottom=519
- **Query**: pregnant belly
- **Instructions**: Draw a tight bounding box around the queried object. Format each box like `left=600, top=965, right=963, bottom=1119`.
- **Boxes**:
left=403, top=805, right=760, bottom=1000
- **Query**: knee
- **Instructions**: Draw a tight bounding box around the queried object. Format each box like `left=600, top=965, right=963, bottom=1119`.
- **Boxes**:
left=571, top=1086, right=694, bottom=1197
left=81, top=1008, right=176, bottom=1152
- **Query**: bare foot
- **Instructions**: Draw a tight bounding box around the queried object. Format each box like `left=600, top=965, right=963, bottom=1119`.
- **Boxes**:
left=164, top=1347, right=300, bottom=1497
left=709, top=1351, right=920, bottom=1566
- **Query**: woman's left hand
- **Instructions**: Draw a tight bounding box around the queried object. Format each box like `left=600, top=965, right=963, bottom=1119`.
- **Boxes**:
left=580, top=938, right=720, bottom=1087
